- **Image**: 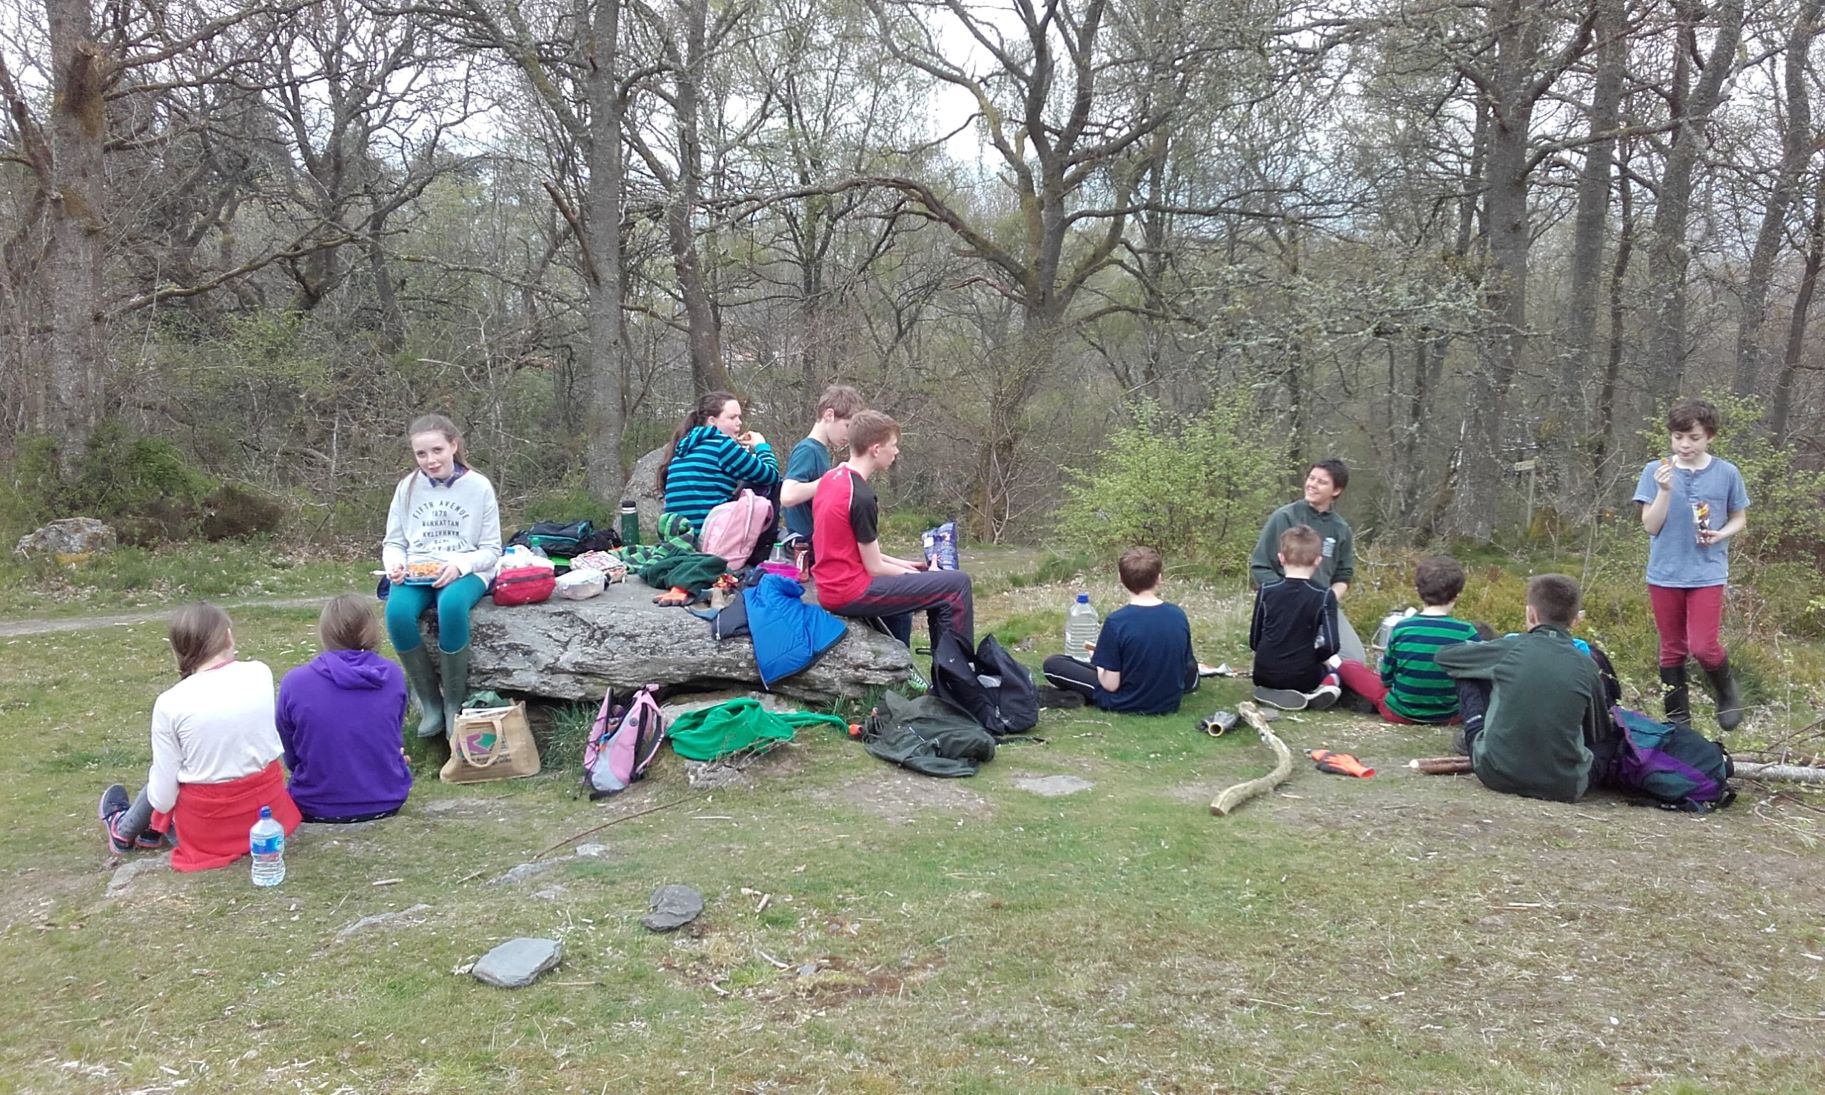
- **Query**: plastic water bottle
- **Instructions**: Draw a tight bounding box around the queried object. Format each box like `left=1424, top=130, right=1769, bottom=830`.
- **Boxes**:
left=249, top=806, right=285, bottom=887
left=1065, top=593, right=1099, bottom=656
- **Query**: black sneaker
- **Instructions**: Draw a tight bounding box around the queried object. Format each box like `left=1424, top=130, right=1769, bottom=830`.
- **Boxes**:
left=98, top=784, right=132, bottom=855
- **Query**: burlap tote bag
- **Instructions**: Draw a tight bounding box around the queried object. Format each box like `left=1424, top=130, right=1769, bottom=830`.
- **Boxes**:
left=440, top=701, right=542, bottom=784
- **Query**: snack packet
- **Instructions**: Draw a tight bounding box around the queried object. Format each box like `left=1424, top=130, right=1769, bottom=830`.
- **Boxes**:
left=921, top=521, right=960, bottom=570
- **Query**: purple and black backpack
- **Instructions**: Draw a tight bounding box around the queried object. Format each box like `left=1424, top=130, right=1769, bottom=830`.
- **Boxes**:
left=1604, top=706, right=1735, bottom=813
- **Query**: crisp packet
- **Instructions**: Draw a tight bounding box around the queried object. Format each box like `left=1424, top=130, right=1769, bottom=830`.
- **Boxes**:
left=921, top=521, right=960, bottom=570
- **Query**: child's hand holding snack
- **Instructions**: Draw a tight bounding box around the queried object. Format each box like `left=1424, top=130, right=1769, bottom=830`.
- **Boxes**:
left=1653, top=455, right=1673, bottom=491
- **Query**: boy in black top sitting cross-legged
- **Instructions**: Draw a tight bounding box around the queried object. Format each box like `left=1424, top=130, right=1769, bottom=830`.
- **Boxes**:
left=1249, top=525, right=1343, bottom=711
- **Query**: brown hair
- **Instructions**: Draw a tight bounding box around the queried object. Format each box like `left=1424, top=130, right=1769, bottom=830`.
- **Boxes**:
left=816, top=384, right=865, bottom=420
left=318, top=593, right=380, bottom=652
left=1278, top=524, right=1321, bottom=567
left=1311, top=458, right=1349, bottom=493
left=847, top=410, right=899, bottom=457
left=1666, top=399, right=1719, bottom=437
left=1117, top=546, right=1164, bottom=593
left=169, top=602, right=234, bottom=678
left=408, top=413, right=465, bottom=467
left=656, top=390, right=741, bottom=492
left=1413, top=555, right=1466, bottom=606
left=1526, top=574, right=1581, bottom=628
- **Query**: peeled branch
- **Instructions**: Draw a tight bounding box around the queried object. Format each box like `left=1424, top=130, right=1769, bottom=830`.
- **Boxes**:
left=1409, top=755, right=1473, bottom=775
left=1732, top=762, right=1825, bottom=785
left=1211, top=702, right=1295, bottom=817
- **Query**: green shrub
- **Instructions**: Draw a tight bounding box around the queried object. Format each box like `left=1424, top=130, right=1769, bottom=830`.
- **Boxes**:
left=1053, top=400, right=1288, bottom=573
left=4, top=424, right=222, bottom=544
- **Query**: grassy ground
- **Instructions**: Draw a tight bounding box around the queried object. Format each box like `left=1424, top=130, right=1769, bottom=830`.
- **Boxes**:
left=4, top=556, right=1825, bottom=1091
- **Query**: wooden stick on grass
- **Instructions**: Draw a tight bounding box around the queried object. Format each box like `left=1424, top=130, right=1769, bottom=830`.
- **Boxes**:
left=1409, top=755, right=1474, bottom=775
left=1211, top=702, right=1294, bottom=817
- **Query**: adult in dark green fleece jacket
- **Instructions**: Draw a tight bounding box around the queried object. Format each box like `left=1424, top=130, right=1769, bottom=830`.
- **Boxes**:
left=1249, top=459, right=1363, bottom=661
left=1434, top=575, right=1614, bottom=803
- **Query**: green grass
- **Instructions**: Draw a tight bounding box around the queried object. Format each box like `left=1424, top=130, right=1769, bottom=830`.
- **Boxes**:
left=5, top=591, right=1825, bottom=1092
left=0, top=539, right=369, bottom=619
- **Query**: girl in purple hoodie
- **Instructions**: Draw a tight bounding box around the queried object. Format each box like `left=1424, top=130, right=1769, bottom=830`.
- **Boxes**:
left=278, top=595, right=413, bottom=822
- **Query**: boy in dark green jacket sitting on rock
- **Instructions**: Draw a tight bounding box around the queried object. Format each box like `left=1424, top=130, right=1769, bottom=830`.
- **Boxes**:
left=1435, top=574, right=1616, bottom=803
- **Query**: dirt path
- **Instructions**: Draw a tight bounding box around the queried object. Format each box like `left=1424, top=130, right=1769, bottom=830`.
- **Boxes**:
left=0, top=596, right=327, bottom=638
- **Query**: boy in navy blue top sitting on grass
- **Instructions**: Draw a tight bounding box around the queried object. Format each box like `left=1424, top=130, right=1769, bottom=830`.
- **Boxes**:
left=1042, top=546, right=1198, bottom=715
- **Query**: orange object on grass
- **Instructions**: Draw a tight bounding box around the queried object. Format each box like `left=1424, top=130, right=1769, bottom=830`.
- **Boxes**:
left=1308, top=749, right=1375, bottom=778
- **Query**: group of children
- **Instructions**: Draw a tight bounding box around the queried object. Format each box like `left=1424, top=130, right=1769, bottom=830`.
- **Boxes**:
left=97, top=397, right=1752, bottom=868
left=1042, top=398, right=1750, bottom=806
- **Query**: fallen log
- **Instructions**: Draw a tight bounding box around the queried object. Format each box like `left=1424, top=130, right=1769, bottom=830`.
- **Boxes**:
left=1211, top=701, right=1294, bottom=817
left=1731, top=762, right=1825, bottom=785
left=1409, top=755, right=1473, bottom=775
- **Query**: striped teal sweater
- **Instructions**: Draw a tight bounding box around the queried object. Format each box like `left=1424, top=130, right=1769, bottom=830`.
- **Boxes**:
left=661, top=425, right=780, bottom=528
left=1381, top=614, right=1481, bottom=721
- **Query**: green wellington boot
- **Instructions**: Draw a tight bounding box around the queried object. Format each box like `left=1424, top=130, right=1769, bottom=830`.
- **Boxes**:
left=398, top=644, right=445, bottom=739
left=439, top=644, right=473, bottom=737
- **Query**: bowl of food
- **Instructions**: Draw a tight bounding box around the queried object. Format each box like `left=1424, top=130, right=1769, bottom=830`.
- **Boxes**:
left=403, top=561, right=444, bottom=585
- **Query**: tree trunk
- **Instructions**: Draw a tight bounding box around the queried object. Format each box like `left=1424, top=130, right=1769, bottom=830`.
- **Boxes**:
left=585, top=0, right=630, bottom=486
left=1771, top=167, right=1825, bottom=445
left=1733, top=0, right=1821, bottom=395
left=1592, top=149, right=1636, bottom=484
left=1643, top=0, right=1744, bottom=398
left=1555, top=0, right=1626, bottom=442
left=44, top=0, right=109, bottom=466
left=669, top=0, right=727, bottom=393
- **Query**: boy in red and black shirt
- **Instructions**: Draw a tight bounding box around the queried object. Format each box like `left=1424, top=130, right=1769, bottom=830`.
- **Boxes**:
left=811, top=411, right=973, bottom=649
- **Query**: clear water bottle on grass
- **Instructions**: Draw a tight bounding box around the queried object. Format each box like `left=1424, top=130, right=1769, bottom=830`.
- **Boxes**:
left=1065, top=593, right=1099, bottom=657
left=250, top=805, right=285, bottom=887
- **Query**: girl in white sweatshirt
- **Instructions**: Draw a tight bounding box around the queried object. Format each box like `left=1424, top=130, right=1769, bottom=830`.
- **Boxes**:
left=381, top=413, right=502, bottom=739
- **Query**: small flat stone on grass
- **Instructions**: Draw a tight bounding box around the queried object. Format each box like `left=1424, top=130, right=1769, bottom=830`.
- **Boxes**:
left=104, top=856, right=170, bottom=898
left=1013, top=774, right=1095, bottom=797
left=642, top=884, right=705, bottom=931
left=335, top=904, right=432, bottom=943
left=472, top=937, right=563, bottom=988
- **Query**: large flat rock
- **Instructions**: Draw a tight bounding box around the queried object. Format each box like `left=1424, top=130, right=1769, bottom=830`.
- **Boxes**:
left=449, top=579, right=911, bottom=704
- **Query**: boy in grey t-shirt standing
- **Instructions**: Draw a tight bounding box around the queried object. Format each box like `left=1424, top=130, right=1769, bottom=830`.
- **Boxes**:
left=1632, top=399, right=1750, bottom=730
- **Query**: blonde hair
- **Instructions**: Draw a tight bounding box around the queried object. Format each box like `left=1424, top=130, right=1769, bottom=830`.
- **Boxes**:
left=169, top=603, right=234, bottom=678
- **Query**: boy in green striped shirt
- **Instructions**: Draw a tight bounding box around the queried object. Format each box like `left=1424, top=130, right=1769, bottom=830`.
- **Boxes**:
left=1336, top=556, right=1480, bottom=723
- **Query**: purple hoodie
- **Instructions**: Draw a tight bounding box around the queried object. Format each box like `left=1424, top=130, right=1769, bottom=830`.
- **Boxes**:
left=277, top=650, right=412, bottom=820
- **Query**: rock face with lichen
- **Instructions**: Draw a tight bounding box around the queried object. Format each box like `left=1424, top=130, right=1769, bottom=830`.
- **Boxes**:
left=15, top=517, right=117, bottom=558
left=450, top=578, right=911, bottom=704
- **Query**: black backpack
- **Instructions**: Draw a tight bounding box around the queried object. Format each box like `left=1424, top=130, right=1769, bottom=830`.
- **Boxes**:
left=506, top=520, right=615, bottom=557
left=930, top=631, right=1039, bottom=735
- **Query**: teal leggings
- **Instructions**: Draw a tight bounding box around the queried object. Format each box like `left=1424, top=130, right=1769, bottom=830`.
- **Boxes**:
left=385, top=574, right=487, bottom=653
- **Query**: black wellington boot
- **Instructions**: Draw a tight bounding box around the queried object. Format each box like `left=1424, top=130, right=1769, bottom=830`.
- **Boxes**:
left=1659, top=665, right=1691, bottom=728
left=1701, top=659, right=1744, bottom=732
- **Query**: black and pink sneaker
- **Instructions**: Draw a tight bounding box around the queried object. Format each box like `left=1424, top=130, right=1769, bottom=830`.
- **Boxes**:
left=98, top=784, right=132, bottom=855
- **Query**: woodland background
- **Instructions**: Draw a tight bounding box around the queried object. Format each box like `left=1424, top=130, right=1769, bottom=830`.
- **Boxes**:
left=7, top=0, right=1825, bottom=562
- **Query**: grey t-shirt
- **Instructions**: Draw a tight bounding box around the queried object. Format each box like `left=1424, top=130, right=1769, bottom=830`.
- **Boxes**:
left=1631, top=456, right=1749, bottom=588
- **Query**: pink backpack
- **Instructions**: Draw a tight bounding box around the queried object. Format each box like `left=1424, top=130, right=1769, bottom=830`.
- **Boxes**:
left=582, top=685, right=667, bottom=799
left=698, top=489, right=773, bottom=566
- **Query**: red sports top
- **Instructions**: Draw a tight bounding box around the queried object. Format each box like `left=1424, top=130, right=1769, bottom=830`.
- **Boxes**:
left=810, top=465, right=877, bottom=606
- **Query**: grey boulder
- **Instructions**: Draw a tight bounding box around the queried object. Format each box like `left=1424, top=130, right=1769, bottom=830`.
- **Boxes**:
left=642, top=884, right=705, bottom=932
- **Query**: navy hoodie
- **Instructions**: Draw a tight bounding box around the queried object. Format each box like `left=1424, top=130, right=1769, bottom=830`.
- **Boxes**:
left=277, top=650, right=412, bottom=819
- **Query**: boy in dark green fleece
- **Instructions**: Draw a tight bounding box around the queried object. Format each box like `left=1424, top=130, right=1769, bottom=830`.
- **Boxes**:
left=1435, top=574, right=1615, bottom=803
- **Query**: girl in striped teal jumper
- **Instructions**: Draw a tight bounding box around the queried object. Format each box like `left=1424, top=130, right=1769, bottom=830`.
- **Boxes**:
left=657, top=391, right=781, bottom=529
